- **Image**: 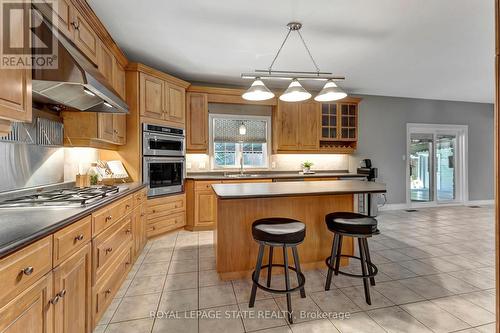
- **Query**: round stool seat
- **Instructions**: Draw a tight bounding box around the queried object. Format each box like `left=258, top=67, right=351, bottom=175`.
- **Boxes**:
left=325, top=212, right=378, bottom=235
left=252, top=218, right=306, bottom=244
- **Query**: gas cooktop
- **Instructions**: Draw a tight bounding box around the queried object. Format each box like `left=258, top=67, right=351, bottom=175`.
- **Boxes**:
left=0, top=186, right=120, bottom=208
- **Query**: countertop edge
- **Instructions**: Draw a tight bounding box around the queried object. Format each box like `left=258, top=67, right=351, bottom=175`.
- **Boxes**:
left=0, top=183, right=148, bottom=259
left=185, top=173, right=366, bottom=180
left=214, top=188, right=387, bottom=200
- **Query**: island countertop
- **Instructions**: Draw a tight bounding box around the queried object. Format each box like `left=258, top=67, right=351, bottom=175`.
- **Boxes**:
left=212, top=179, right=386, bottom=199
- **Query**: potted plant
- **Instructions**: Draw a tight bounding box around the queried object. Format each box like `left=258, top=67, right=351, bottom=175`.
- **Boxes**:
left=302, top=161, right=314, bottom=174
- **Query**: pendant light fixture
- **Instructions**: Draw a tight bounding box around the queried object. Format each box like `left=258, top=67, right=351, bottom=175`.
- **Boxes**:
left=241, top=22, right=347, bottom=102
left=238, top=122, right=247, bottom=135
left=242, top=78, right=275, bottom=101
left=314, top=80, right=347, bottom=102
left=280, top=79, right=311, bottom=102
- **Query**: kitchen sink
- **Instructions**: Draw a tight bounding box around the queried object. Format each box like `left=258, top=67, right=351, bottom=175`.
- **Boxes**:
left=224, top=174, right=261, bottom=178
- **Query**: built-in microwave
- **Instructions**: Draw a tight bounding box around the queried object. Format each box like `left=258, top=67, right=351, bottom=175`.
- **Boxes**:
left=143, top=156, right=185, bottom=197
left=142, top=124, right=185, bottom=157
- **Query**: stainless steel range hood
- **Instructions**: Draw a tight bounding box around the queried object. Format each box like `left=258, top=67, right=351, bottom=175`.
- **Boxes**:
left=32, top=14, right=129, bottom=114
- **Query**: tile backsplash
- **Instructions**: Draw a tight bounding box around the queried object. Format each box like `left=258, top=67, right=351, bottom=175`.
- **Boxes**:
left=186, top=153, right=349, bottom=172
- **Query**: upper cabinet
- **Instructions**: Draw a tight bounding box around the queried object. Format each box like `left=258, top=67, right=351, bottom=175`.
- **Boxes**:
left=274, top=97, right=361, bottom=154
left=128, top=63, right=189, bottom=127
left=71, top=10, right=99, bottom=64
left=186, top=92, right=209, bottom=153
left=274, top=100, right=320, bottom=152
left=0, top=0, right=31, bottom=136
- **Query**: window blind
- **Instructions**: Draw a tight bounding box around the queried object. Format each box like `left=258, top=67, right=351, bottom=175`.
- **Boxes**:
left=213, top=118, right=267, bottom=143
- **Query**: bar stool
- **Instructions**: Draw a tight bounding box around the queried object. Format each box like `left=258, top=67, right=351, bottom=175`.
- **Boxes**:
left=324, top=212, right=379, bottom=305
left=249, top=217, right=306, bottom=324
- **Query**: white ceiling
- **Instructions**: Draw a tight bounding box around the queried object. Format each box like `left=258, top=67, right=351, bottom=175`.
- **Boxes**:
left=88, top=0, right=495, bottom=103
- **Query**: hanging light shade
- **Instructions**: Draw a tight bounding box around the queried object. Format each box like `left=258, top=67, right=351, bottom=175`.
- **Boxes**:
left=279, top=79, right=311, bottom=102
left=238, top=122, right=247, bottom=135
left=314, top=80, right=347, bottom=102
left=242, top=78, right=275, bottom=101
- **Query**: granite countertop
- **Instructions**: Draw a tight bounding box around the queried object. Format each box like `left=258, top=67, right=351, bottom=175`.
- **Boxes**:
left=212, top=180, right=386, bottom=199
left=186, top=171, right=367, bottom=180
left=0, top=182, right=147, bottom=258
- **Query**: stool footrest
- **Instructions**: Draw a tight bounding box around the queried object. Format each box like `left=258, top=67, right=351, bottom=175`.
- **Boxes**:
left=325, top=255, right=378, bottom=279
left=251, top=264, right=306, bottom=294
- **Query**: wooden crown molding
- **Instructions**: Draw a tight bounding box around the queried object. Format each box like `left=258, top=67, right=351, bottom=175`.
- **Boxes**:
left=72, top=0, right=128, bottom=66
left=126, top=63, right=190, bottom=88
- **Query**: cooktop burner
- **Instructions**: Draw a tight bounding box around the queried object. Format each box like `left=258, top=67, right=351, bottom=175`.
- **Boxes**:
left=0, top=186, right=120, bottom=208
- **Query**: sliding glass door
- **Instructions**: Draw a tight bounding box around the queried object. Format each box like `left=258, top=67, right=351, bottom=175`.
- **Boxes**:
left=407, top=124, right=466, bottom=206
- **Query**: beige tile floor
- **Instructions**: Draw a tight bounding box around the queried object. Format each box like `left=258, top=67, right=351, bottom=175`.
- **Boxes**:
left=94, top=205, right=496, bottom=333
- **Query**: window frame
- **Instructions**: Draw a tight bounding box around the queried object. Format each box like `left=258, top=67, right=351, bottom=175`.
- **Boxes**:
left=209, top=113, right=272, bottom=170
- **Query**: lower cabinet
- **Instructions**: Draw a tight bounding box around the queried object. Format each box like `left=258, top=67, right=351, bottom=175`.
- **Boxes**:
left=0, top=272, right=53, bottom=333
left=132, top=203, right=147, bottom=258
left=146, top=193, right=186, bottom=237
left=53, top=244, right=91, bottom=333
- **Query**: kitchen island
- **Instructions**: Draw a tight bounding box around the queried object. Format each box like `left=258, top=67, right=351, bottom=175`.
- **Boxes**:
left=212, top=180, right=386, bottom=280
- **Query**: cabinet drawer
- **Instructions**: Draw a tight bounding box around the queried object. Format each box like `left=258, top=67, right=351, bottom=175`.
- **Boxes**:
left=147, top=212, right=185, bottom=237
left=194, top=181, right=221, bottom=190
left=93, top=215, right=133, bottom=283
left=92, top=246, right=132, bottom=326
left=53, top=215, right=91, bottom=266
left=133, top=189, right=147, bottom=207
left=0, top=236, right=52, bottom=308
left=93, top=195, right=133, bottom=236
left=147, top=194, right=185, bottom=220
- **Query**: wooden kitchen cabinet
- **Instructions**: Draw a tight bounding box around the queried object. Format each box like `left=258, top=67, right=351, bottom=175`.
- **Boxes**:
left=113, top=60, right=127, bottom=100
left=72, top=10, right=98, bottom=65
left=132, top=204, right=147, bottom=258
left=97, top=42, right=114, bottom=83
left=166, top=84, right=186, bottom=123
left=53, top=244, right=91, bottom=333
left=186, top=92, right=209, bottom=153
left=146, top=193, right=186, bottom=237
left=0, top=0, right=32, bottom=135
left=140, top=73, right=164, bottom=120
left=0, top=272, right=53, bottom=333
left=274, top=101, right=320, bottom=152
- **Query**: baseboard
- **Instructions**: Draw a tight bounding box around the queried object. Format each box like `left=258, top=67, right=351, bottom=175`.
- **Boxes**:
left=378, top=199, right=494, bottom=211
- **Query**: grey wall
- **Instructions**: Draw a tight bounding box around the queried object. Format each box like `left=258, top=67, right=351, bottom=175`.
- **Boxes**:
left=350, top=95, right=494, bottom=204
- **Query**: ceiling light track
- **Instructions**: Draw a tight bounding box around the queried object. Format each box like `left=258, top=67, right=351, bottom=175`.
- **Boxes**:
left=241, top=22, right=348, bottom=102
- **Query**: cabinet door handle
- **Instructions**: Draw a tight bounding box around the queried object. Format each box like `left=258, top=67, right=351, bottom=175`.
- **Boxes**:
left=21, top=266, right=34, bottom=276
left=125, top=229, right=131, bottom=234
left=125, top=204, right=130, bottom=209
left=75, top=234, right=84, bottom=241
left=58, top=289, right=67, bottom=298
left=105, top=247, right=113, bottom=254
left=71, top=21, right=79, bottom=30
left=105, top=215, right=112, bottom=222
left=105, top=289, right=112, bottom=296
left=50, top=295, right=60, bottom=305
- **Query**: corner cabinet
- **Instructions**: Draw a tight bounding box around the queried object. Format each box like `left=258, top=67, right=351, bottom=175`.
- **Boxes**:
left=136, top=68, right=189, bottom=127
left=186, top=93, right=209, bottom=153
left=273, top=97, right=361, bottom=154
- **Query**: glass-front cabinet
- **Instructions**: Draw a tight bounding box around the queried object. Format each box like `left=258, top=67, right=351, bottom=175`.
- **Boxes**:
left=319, top=100, right=359, bottom=152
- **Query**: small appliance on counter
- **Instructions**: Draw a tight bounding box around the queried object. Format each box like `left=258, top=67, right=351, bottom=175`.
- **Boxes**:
left=142, top=123, right=186, bottom=197
left=356, top=159, right=380, bottom=217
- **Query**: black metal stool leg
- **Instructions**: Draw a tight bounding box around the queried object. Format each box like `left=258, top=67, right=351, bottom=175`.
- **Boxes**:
left=291, top=246, right=306, bottom=298
left=325, top=233, right=339, bottom=290
left=249, top=244, right=265, bottom=308
left=283, top=246, right=293, bottom=324
left=358, top=238, right=371, bottom=305
left=334, top=235, right=343, bottom=276
left=267, top=246, right=274, bottom=287
left=362, top=239, right=376, bottom=286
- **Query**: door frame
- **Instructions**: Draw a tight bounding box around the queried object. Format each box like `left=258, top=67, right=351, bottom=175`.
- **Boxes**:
left=405, top=123, right=469, bottom=208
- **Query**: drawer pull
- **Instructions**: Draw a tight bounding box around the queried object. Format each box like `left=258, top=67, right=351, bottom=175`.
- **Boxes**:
left=21, top=266, right=34, bottom=276
left=105, top=289, right=112, bottom=296
left=105, top=215, right=112, bottom=222
left=152, top=209, right=156, bottom=214
left=75, top=234, right=84, bottom=241
left=105, top=247, right=113, bottom=254
left=50, top=295, right=60, bottom=305
left=126, top=204, right=131, bottom=209
left=58, top=289, right=67, bottom=298
left=125, top=229, right=131, bottom=234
